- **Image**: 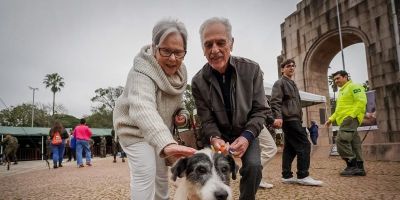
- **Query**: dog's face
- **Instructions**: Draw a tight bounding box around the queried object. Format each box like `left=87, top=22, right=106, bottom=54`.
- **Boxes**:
left=171, top=148, right=238, bottom=200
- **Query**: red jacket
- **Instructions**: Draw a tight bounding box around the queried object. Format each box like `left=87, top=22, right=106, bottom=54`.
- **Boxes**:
left=73, top=124, right=92, bottom=141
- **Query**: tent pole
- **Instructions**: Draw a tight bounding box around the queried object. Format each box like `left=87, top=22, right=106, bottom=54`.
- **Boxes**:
left=41, top=136, right=44, bottom=160
left=1, top=134, right=3, bottom=155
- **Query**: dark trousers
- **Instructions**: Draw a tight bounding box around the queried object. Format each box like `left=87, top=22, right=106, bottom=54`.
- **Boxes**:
left=66, top=147, right=76, bottom=161
left=282, top=120, right=311, bottom=179
left=310, top=134, right=318, bottom=145
left=239, top=138, right=262, bottom=200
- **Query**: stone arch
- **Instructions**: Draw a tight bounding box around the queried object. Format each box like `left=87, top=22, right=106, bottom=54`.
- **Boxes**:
left=279, top=0, right=400, bottom=160
left=302, top=27, right=371, bottom=133
left=303, top=27, right=370, bottom=96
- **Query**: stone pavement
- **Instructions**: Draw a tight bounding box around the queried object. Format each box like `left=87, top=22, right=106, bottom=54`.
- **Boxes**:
left=0, top=146, right=400, bottom=199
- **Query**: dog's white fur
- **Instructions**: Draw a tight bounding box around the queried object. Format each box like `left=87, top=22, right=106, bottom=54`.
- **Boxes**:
left=171, top=148, right=237, bottom=200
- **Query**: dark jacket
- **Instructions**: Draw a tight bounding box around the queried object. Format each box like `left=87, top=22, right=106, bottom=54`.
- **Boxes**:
left=192, top=56, right=267, bottom=143
left=308, top=124, right=319, bottom=136
left=270, top=76, right=302, bottom=122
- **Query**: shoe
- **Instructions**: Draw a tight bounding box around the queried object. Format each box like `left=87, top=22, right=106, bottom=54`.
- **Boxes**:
left=78, top=164, right=84, bottom=168
left=53, top=165, right=58, bottom=169
left=340, top=159, right=358, bottom=176
left=282, top=177, right=298, bottom=184
left=297, top=176, right=323, bottom=186
left=355, top=161, right=366, bottom=176
left=58, top=164, right=63, bottom=167
left=86, top=163, right=92, bottom=166
left=259, top=180, right=274, bottom=189
left=113, top=160, right=116, bottom=163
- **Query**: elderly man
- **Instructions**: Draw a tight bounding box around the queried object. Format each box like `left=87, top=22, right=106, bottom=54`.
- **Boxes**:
left=192, top=17, right=269, bottom=200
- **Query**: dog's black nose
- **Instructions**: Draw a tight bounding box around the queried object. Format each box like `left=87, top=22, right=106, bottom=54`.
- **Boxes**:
left=214, top=190, right=228, bottom=200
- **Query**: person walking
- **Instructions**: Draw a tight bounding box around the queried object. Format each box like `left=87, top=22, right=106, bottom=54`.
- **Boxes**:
left=192, top=17, right=269, bottom=200
left=73, top=118, right=93, bottom=168
left=308, top=121, right=319, bottom=145
left=49, top=122, right=68, bottom=168
left=69, top=129, right=76, bottom=161
left=270, top=59, right=323, bottom=186
left=325, top=70, right=367, bottom=176
left=100, top=136, right=107, bottom=158
left=113, top=18, right=196, bottom=200
left=1, top=134, right=19, bottom=165
left=65, top=131, right=72, bottom=162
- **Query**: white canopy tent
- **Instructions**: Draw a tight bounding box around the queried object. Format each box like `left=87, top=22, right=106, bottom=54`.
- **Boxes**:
left=264, top=82, right=326, bottom=107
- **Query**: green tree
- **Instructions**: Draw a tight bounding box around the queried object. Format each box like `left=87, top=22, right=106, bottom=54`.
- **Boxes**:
left=86, top=106, right=113, bottom=128
left=0, top=103, right=51, bottom=127
left=53, top=114, right=80, bottom=128
left=183, top=84, right=195, bottom=115
left=43, top=73, right=65, bottom=116
left=363, top=80, right=370, bottom=91
left=91, top=86, right=123, bottom=112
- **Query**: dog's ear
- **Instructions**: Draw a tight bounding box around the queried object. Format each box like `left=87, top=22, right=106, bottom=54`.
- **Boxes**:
left=170, top=157, right=188, bottom=181
left=226, top=154, right=238, bottom=180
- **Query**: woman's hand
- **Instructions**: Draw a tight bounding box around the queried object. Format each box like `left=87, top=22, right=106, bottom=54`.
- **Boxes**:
left=162, top=143, right=196, bottom=159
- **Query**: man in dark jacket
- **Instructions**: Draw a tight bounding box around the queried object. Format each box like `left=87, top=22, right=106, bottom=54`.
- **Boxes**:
left=270, top=59, right=323, bottom=186
left=192, top=17, right=268, bottom=200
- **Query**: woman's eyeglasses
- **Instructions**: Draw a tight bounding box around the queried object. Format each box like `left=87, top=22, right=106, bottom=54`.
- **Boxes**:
left=157, top=47, right=186, bottom=59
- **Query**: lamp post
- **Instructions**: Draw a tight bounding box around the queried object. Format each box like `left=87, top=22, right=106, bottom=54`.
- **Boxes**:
left=29, top=86, right=38, bottom=127
left=335, top=0, right=346, bottom=71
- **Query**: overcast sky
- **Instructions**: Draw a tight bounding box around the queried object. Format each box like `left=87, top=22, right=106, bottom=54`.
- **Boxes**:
left=0, top=0, right=367, bottom=118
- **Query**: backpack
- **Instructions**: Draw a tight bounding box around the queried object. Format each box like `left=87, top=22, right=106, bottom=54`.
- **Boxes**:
left=51, top=131, right=62, bottom=145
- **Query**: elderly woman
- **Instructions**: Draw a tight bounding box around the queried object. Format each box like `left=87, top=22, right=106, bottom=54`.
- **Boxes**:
left=113, top=18, right=196, bottom=199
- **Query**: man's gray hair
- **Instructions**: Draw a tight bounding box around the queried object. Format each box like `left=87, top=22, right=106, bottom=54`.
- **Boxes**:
left=152, top=18, right=188, bottom=51
left=199, top=17, right=233, bottom=45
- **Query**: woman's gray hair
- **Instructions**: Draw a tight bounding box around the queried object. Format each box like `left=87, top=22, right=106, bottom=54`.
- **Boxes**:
left=199, top=17, right=233, bottom=45
left=152, top=18, right=188, bottom=51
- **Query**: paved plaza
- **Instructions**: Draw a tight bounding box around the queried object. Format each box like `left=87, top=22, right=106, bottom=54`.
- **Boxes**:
left=1, top=146, right=400, bottom=199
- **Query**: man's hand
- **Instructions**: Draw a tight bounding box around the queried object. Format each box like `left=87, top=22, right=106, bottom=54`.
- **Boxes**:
left=324, top=119, right=332, bottom=128
left=229, top=136, right=249, bottom=158
left=273, top=119, right=283, bottom=128
left=210, top=137, right=230, bottom=154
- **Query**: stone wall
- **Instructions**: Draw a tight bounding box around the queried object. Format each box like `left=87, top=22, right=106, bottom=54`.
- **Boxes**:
left=279, top=0, right=400, bottom=161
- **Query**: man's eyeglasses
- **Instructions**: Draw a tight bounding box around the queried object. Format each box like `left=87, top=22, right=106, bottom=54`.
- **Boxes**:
left=157, top=47, right=186, bottom=59
left=284, top=63, right=296, bottom=68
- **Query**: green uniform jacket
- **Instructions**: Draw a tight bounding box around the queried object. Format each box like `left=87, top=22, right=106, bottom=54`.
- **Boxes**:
left=329, top=80, right=367, bottom=125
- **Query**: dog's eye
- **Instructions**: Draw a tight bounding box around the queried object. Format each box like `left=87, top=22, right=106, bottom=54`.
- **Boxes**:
left=220, top=166, right=228, bottom=173
left=196, top=166, right=207, bottom=174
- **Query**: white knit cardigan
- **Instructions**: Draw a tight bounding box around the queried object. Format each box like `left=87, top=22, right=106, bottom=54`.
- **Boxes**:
left=113, top=45, right=187, bottom=155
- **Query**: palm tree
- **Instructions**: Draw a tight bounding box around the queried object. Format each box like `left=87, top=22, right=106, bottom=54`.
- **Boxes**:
left=43, top=73, right=65, bottom=116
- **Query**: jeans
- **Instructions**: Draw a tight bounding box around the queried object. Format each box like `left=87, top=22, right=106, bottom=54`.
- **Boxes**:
left=239, top=138, right=262, bottom=200
left=76, top=139, right=91, bottom=165
left=51, top=140, right=65, bottom=165
left=282, top=120, right=311, bottom=179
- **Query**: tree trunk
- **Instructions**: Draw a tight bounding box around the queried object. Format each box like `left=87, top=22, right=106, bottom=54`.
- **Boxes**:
left=52, top=92, right=55, bottom=116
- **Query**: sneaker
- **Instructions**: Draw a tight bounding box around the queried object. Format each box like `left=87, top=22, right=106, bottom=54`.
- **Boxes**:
left=282, top=177, right=298, bottom=184
left=297, top=176, right=323, bottom=186
left=78, top=164, right=84, bottom=168
left=259, top=180, right=274, bottom=189
left=86, top=163, right=92, bottom=166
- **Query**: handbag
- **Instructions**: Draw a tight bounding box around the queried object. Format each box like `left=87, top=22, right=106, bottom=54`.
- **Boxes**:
left=172, top=108, right=203, bottom=150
